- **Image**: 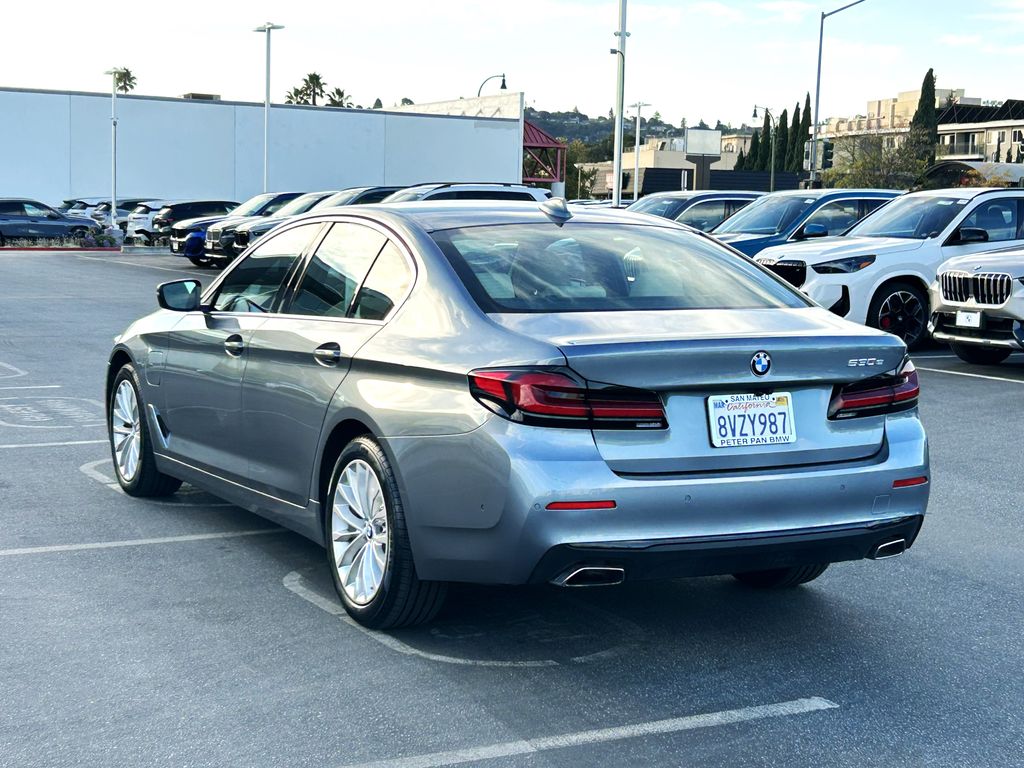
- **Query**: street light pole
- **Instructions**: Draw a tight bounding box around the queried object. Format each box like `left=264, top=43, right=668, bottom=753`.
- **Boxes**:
left=477, top=74, right=507, bottom=97
left=630, top=101, right=651, bottom=201
left=753, top=106, right=777, bottom=192
left=810, top=0, right=866, bottom=182
left=610, top=0, right=628, bottom=206
left=254, top=22, right=284, bottom=193
left=103, top=68, right=127, bottom=231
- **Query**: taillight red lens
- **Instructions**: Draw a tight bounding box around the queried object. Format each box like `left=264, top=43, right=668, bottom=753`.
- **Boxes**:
left=469, top=368, right=666, bottom=429
left=829, top=359, right=919, bottom=419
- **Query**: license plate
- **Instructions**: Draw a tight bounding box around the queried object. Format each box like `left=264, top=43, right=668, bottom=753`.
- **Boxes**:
left=170, top=241, right=179, bottom=252
left=955, top=310, right=981, bottom=328
left=708, top=392, right=796, bottom=448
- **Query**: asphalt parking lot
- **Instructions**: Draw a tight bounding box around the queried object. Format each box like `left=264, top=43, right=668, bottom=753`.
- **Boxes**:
left=2, top=249, right=1022, bottom=768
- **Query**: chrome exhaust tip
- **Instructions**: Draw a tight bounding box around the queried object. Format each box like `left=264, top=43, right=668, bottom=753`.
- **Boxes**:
left=871, top=538, right=907, bottom=560
left=551, top=566, right=626, bottom=587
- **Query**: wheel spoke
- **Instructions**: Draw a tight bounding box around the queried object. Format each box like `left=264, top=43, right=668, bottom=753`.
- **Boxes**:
left=333, top=498, right=363, bottom=532
left=329, top=458, right=389, bottom=606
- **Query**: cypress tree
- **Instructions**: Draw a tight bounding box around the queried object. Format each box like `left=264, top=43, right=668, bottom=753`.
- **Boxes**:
left=747, top=130, right=761, bottom=171
left=786, top=102, right=801, bottom=171
left=798, top=93, right=812, bottom=169
left=756, top=112, right=772, bottom=170
left=775, top=108, right=789, bottom=172
left=736, top=148, right=746, bottom=170
left=909, top=68, right=938, bottom=165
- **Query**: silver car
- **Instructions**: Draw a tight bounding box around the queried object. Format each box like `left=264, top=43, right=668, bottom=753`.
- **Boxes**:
left=930, top=245, right=1024, bottom=365
left=106, top=201, right=930, bottom=628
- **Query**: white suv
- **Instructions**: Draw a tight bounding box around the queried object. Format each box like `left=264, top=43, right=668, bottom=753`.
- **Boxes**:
left=753, top=188, right=1024, bottom=348
left=381, top=183, right=551, bottom=203
left=125, top=200, right=171, bottom=244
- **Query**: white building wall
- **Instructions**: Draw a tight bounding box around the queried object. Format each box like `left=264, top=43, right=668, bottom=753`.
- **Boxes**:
left=0, top=87, right=523, bottom=205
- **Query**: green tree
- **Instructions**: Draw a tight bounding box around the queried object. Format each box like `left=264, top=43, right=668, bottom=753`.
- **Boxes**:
left=822, top=133, right=927, bottom=189
left=798, top=93, right=812, bottom=169
left=746, top=130, right=760, bottom=171
left=113, top=69, right=136, bottom=94
left=756, top=112, right=772, bottom=171
left=563, top=139, right=597, bottom=198
left=372, top=98, right=383, bottom=109
left=326, top=87, right=353, bottom=108
left=774, top=108, right=789, bottom=172
left=785, top=102, right=801, bottom=171
left=735, top=148, right=746, bottom=170
left=908, top=68, right=938, bottom=165
left=679, top=116, right=688, bottom=130
left=284, top=86, right=310, bottom=105
left=302, top=73, right=327, bottom=106
left=401, top=97, right=415, bottom=106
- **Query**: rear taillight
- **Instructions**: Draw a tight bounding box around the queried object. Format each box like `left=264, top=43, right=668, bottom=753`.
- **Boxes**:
left=469, top=368, right=666, bottom=429
left=829, top=358, right=919, bottom=419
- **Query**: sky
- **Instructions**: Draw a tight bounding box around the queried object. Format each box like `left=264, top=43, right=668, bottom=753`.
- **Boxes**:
left=2, top=0, right=1022, bottom=129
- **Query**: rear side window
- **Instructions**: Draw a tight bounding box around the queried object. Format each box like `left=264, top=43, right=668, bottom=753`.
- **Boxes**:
left=213, top=224, right=321, bottom=313
left=0, top=201, right=25, bottom=216
left=289, top=223, right=387, bottom=318
left=433, top=223, right=805, bottom=313
left=350, top=242, right=413, bottom=320
left=675, top=200, right=729, bottom=231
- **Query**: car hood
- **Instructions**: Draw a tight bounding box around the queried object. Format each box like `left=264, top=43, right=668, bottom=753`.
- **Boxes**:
left=755, top=236, right=925, bottom=265
left=238, top=216, right=287, bottom=234
left=938, top=247, right=1024, bottom=277
left=714, top=232, right=771, bottom=245
left=211, top=215, right=263, bottom=233
left=174, top=215, right=228, bottom=230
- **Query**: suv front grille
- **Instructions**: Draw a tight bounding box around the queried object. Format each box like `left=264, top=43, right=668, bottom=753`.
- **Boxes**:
left=940, top=270, right=1013, bottom=305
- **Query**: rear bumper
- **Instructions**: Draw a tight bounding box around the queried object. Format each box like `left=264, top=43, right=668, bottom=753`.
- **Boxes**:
left=530, top=515, right=923, bottom=584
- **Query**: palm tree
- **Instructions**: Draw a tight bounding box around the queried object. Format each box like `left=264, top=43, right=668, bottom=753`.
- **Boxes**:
left=284, top=86, right=310, bottom=105
left=114, top=69, right=137, bottom=94
left=326, top=88, right=353, bottom=108
left=302, top=73, right=327, bottom=106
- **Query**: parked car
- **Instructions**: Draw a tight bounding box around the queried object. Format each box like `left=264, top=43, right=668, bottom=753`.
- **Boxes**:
left=156, top=200, right=239, bottom=245
left=232, top=191, right=339, bottom=255
left=753, top=188, right=1024, bottom=349
left=627, top=191, right=763, bottom=231
left=711, top=189, right=899, bottom=256
left=106, top=201, right=928, bottom=629
left=0, top=198, right=100, bottom=244
left=202, top=192, right=303, bottom=263
left=930, top=244, right=1024, bottom=364
left=92, top=198, right=154, bottom=228
left=125, top=200, right=172, bottom=244
left=58, top=197, right=107, bottom=219
left=315, top=186, right=406, bottom=208
left=382, top=183, right=551, bottom=202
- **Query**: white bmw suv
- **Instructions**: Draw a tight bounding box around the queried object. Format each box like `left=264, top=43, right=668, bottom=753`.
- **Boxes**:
left=753, top=188, right=1024, bottom=348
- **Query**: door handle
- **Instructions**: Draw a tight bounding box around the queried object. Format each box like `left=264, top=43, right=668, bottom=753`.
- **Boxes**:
left=313, top=342, right=343, bottom=366
left=224, top=334, right=245, bottom=356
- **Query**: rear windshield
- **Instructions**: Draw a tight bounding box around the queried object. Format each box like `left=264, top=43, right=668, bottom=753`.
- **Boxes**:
left=433, top=223, right=806, bottom=313
left=626, top=196, right=686, bottom=218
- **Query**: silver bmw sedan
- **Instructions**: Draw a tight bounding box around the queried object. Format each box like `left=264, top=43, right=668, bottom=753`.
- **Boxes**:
left=106, top=201, right=929, bottom=628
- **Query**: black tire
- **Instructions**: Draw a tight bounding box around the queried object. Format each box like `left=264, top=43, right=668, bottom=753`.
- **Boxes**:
left=950, top=342, right=1012, bottom=366
left=867, top=281, right=929, bottom=350
left=324, top=436, right=446, bottom=629
left=108, top=364, right=182, bottom=497
left=733, top=563, right=829, bottom=589
left=188, top=256, right=213, bottom=268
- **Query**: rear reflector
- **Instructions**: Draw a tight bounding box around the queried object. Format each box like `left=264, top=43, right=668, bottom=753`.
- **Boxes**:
left=892, top=476, right=928, bottom=488
left=545, top=500, right=617, bottom=510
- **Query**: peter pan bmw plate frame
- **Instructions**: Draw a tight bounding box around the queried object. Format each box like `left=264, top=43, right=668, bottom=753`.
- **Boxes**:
left=707, top=392, right=797, bottom=448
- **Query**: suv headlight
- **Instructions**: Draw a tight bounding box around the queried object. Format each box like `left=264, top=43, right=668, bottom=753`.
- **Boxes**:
left=812, top=255, right=876, bottom=274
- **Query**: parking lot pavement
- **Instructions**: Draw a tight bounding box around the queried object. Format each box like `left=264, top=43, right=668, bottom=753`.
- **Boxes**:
left=2, top=250, right=1022, bottom=768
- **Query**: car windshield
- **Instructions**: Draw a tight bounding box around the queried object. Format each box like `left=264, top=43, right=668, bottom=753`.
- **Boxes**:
left=713, top=195, right=817, bottom=235
left=230, top=194, right=276, bottom=217
left=313, top=189, right=366, bottom=209
left=433, top=223, right=806, bottom=313
left=274, top=193, right=331, bottom=217
left=383, top=187, right=432, bottom=203
left=626, top=196, right=688, bottom=217
left=847, top=195, right=966, bottom=239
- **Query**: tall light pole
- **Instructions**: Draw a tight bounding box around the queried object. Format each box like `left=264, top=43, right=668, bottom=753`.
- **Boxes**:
left=610, top=0, right=628, bottom=206
left=753, top=106, right=777, bottom=192
left=103, top=68, right=128, bottom=231
left=254, top=22, right=284, bottom=193
left=629, top=101, right=651, bottom=201
left=477, top=74, right=507, bottom=97
left=810, top=0, right=866, bottom=182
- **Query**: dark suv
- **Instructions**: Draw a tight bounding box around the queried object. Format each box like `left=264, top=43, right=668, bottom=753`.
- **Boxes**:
left=0, top=198, right=100, bottom=244
left=153, top=200, right=238, bottom=243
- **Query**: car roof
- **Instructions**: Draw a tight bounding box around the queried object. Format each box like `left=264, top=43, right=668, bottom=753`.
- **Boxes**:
left=904, top=186, right=1011, bottom=199
left=639, top=190, right=763, bottom=200
left=403, top=182, right=540, bottom=192
left=766, top=188, right=901, bottom=199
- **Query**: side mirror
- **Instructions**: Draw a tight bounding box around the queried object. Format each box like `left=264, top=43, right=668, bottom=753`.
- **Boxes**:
left=954, top=227, right=989, bottom=244
left=157, top=279, right=203, bottom=312
left=47, top=212, right=61, bottom=220
left=797, top=222, right=828, bottom=239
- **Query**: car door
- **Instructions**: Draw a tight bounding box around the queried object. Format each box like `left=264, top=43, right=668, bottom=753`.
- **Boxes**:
left=944, top=197, right=1024, bottom=257
left=240, top=221, right=412, bottom=509
left=160, top=223, right=323, bottom=484
left=23, top=201, right=68, bottom=238
left=0, top=201, right=29, bottom=238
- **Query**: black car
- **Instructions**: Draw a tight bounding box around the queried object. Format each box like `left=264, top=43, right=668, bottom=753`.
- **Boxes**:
left=152, top=200, right=239, bottom=242
left=202, top=192, right=302, bottom=261
left=0, top=198, right=99, bottom=244
left=626, top=191, right=764, bottom=231
left=315, top=186, right=406, bottom=208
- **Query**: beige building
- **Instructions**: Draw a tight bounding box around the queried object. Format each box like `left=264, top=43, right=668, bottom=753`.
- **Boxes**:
left=822, top=88, right=980, bottom=143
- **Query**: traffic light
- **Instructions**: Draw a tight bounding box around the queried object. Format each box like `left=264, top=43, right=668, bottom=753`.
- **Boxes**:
left=822, top=140, right=835, bottom=170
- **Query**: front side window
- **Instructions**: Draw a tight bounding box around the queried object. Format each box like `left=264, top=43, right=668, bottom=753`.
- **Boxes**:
left=350, top=242, right=414, bottom=320
left=433, top=223, right=806, bottom=313
left=802, top=200, right=861, bottom=235
left=230, top=194, right=276, bottom=218
left=676, top=200, right=728, bottom=231
left=212, top=224, right=321, bottom=313
left=289, top=223, right=387, bottom=318
left=712, top=195, right=816, bottom=235
left=961, top=199, right=1020, bottom=242
left=23, top=201, right=55, bottom=217
left=849, top=196, right=967, bottom=239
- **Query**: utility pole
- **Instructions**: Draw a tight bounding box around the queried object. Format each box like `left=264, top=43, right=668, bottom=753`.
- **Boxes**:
left=630, top=101, right=651, bottom=201
left=610, top=0, right=628, bottom=206
left=103, top=68, right=127, bottom=231
left=254, top=23, right=284, bottom=193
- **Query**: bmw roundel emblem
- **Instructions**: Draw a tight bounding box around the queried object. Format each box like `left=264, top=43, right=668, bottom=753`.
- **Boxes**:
left=751, top=351, right=772, bottom=376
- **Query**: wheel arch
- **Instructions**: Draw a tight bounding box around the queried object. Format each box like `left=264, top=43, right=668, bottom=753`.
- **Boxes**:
left=105, top=347, right=134, bottom=413
left=316, top=418, right=376, bottom=526
left=870, top=273, right=931, bottom=307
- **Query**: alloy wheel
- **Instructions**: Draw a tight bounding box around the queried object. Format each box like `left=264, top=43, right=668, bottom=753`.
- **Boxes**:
left=331, top=459, right=389, bottom=605
left=877, top=290, right=925, bottom=344
left=111, top=380, right=141, bottom=482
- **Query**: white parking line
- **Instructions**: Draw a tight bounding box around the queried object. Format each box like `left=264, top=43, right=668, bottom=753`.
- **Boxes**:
left=0, top=385, right=62, bottom=391
left=338, top=697, right=839, bottom=768
left=916, top=366, right=1024, bottom=385
left=0, top=439, right=107, bottom=449
left=0, top=529, right=282, bottom=557
left=77, top=458, right=234, bottom=507
left=76, top=255, right=195, bottom=274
